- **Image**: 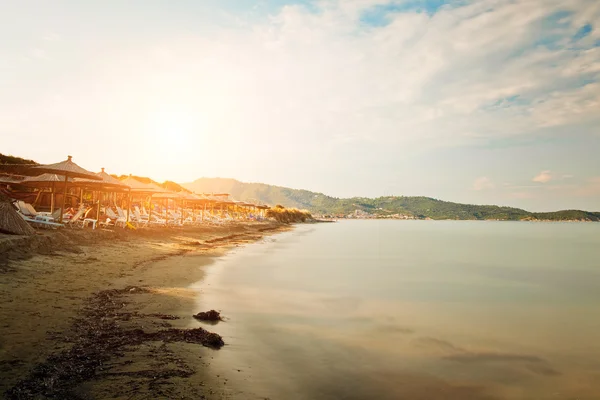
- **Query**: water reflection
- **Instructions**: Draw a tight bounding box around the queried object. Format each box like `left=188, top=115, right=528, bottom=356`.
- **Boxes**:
left=195, top=221, right=600, bottom=399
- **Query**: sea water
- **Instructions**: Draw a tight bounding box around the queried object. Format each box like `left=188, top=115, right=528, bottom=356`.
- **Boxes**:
left=194, top=220, right=600, bottom=399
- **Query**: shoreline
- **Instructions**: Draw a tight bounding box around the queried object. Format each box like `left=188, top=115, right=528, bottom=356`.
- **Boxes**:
left=0, top=222, right=292, bottom=399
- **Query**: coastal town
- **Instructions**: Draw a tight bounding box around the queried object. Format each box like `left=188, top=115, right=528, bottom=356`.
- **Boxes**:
left=316, top=209, right=423, bottom=220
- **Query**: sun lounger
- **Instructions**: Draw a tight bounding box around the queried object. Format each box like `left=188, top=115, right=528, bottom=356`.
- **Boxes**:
left=105, top=207, right=119, bottom=220
left=149, top=214, right=167, bottom=226
left=135, top=206, right=150, bottom=218
left=67, top=206, right=88, bottom=228
left=98, top=217, right=114, bottom=228
left=15, top=201, right=38, bottom=217
left=113, top=207, right=128, bottom=228
left=132, top=209, right=149, bottom=228
left=18, top=213, right=64, bottom=229
left=82, top=218, right=97, bottom=229
left=51, top=208, right=62, bottom=220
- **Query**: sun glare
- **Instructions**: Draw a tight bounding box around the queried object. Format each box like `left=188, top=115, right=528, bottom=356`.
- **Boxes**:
left=150, top=108, right=196, bottom=147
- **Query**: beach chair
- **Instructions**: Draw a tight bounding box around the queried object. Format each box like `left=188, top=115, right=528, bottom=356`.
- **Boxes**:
left=114, top=207, right=128, bottom=228
left=99, top=217, right=114, bottom=228
left=51, top=208, right=62, bottom=220
left=133, top=209, right=149, bottom=228
left=105, top=207, right=125, bottom=227
left=78, top=206, right=101, bottom=229
left=116, top=207, right=126, bottom=219
left=15, top=201, right=38, bottom=217
left=171, top=211, right=185, bottom=226
left=105, top=207, right=119, bottom=220
left=149, top=214, right=167, bottom=227
left=18, top=213, right=64, bottom=229
left=135, top=206, right=150, bottom=218
left=66, top=206, right=87, bottom=228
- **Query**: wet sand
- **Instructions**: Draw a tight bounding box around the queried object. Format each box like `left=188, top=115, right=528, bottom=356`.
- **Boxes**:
left=0, top=222, right=290, bottom=399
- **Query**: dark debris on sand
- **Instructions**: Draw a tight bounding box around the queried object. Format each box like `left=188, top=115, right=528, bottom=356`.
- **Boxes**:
left=193, top=310, right=223, bottom=322
left=5, top=286, right=223, bottom=399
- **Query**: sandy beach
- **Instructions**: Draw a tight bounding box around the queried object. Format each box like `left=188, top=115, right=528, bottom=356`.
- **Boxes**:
left=0, top=222, right=290, bottom=399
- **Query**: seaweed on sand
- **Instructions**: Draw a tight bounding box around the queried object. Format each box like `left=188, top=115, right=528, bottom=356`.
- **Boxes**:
left=5, top=286, right=223, bottom=399
left=193, top=310, right=223, bottom=322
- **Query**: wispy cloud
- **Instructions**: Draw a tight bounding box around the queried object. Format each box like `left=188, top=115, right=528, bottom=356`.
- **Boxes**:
left=533, top=170, right=553, bottom=183
left=472, top=177, right=495, bottom=191
left=532, top=171, right=576, bottom=184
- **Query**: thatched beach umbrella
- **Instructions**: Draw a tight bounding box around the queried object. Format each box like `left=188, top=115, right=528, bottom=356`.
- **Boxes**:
left=0, top=173, right=25, bottom=185
left=152, top=190, right=186, bottom=223
left=97, top=168, right=130, bottom=189
left=74, top=168, right=130, bottom=191
left=30, top=156, right=101, bottom=222
left=20, top=173, right=73, bottom=213
left=0, top=201, right=35, bottom=235
left=72, top=169, right=132, bottom=223
left=120, top=176, right=166, bottom=223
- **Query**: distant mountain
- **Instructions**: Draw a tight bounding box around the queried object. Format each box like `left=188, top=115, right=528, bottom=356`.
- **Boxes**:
left=183, top=177, right=600, bottom=221
left=3, top=152, right=598, bottom=222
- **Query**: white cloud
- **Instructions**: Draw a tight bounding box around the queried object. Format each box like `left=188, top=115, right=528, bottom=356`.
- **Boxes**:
left=4, top=0, right=599, bottom=146
left=473, top=177, right=495, bottom=191
left=532, top=171, right=575, bottom=183
left=0, top=0, right=599, bottom=197
left=533, top=170, right=553, bottom=183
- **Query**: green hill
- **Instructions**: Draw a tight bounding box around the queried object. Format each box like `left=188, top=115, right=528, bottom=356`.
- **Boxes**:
left=0, top=153, right=38, bottom=165
left=2, top=152, right=598, bottom=222
left=183, top=178, right=600, bottom=221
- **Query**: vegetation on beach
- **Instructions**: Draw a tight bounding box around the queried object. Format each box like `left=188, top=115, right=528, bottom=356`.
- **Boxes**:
left=266, top=205, right=312, bottom=223
left=0, top=154, right=38, bottom=165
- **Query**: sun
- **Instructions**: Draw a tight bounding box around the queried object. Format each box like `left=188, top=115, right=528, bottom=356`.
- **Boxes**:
left=144, top=107, right=201, bottom=159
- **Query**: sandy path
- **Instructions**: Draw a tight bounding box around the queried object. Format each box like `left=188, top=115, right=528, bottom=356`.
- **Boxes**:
left=0, top=222, right=290, bottom=399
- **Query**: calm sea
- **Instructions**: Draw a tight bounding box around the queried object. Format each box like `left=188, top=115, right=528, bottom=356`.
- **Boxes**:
left=194, top=220, right=600, bottom=400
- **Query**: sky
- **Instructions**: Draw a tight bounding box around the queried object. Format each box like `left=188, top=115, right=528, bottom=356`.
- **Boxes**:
left=1, top=0, right=599, bottom=211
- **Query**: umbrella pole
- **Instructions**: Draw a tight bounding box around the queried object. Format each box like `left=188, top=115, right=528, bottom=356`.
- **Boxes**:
left=33, top=190, right=42, bottom=208
left=59, top=175, right=68, bottom=223
left=181, top=200, right=184, bottom=225
left=126, top=188, right=131, bottom=224
left=50, top=183, right=55, bottom=213
left=149, top=195, right=153, bottom=222
left=97, top=191, right=101, bottom=227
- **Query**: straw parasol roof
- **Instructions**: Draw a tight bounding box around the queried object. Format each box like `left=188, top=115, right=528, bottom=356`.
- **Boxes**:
left=29, top=156, right=101, bottom=223
left=152, top=190, right=185, bottom=199
left=0, top=173, right=25, bottom=185
left=97, top=168, right=130, bottom=188
left=0, top=200, right=35, bottom=235
left=183, top=192, right=206, bottom=201
left=147, top=182, right=168, bottom=193
left=20, top=173, right=73, bottom=187
left=121, top=176, right=164, bottom=194
left=73, top=168, right=130, bottom=191
left=30, top=156, right=101, bottom=180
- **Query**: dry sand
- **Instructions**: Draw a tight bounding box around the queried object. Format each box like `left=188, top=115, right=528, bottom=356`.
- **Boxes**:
left=0, top=222, right=290, bottom=399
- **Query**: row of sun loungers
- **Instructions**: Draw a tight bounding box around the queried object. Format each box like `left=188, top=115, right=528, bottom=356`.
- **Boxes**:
left=13, top=200, right=263, bottom=231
